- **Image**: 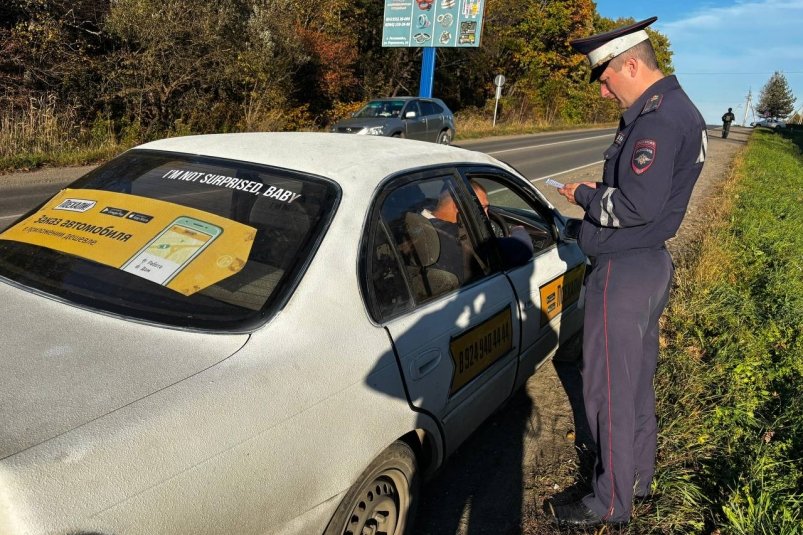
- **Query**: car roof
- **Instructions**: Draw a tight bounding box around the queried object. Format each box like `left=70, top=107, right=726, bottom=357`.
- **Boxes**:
left=135, top=133, right=508, bottom=195
left=367, top=96, right=447, bottom=104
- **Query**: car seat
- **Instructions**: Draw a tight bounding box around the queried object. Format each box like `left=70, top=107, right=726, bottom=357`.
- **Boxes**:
left=403, top=212, right=459, bottom=299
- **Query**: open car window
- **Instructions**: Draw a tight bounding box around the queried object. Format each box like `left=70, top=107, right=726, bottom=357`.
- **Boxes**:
left=0, top=150, right=339, bottom=330
left=466, top=174, right=557, bottom=255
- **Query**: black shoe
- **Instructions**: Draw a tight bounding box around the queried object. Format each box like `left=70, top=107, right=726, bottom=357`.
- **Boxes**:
left=544, top=498, right=602, bottom=528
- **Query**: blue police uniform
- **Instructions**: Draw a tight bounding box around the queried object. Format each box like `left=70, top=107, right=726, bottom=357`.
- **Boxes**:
left=572, top=75, right=707, bottom=522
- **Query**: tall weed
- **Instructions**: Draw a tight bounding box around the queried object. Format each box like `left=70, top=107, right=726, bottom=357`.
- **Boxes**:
left=0, top=95, right=123, bottom=172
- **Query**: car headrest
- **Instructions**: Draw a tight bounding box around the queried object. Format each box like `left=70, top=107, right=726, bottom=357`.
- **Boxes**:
left=403, top=212, right=440, bottom=267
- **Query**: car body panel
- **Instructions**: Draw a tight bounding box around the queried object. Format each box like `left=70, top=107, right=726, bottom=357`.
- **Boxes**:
left=385, top=274, right=520, bottom=454
left=0, top=282, right=249, bottom=459
left=751, top=117, right=786, bottom=128
left=331, top=98, right=455, bottom=143
left=0, top=132, right=581, bottom=534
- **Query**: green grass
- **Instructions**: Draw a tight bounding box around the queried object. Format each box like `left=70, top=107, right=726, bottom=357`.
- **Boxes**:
left=637, top=129, right=803, bottom=534
left=0, top=145, right=126, bottom=174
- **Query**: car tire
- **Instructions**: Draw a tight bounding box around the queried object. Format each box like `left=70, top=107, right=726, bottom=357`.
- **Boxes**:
left=392, top=132, right=405, bottom=139
left=436, top=130, right=452, bottom=145
left=324, top=441, right=419, bottom=535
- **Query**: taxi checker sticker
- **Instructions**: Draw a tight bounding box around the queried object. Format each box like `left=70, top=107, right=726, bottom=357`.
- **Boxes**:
left=539, top=264, right=585, bottom=326
left=0, top=188, right=256, bottom=296
left=449, top=307, right=513, bottom=395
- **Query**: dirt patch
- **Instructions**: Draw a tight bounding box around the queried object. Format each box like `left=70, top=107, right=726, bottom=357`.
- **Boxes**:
left=415, top=126, right=751, bottom=534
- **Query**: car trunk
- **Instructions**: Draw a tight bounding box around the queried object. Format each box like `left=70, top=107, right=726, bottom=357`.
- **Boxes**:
left=0, top=281, right=249, bottom=459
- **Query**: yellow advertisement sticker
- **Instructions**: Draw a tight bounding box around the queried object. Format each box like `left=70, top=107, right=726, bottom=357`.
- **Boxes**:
left=449, top=307, right=514, bottom=395
left=539, top=264, right=585, bottom=326
left=0, top=189, right=256, bottom=296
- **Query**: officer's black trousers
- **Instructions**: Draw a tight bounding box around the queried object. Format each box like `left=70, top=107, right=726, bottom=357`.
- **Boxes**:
left=580, top=248, right=673, bottom=522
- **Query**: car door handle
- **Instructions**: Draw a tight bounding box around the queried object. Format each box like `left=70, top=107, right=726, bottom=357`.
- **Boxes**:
left=410, top=349, right=442, bottom=380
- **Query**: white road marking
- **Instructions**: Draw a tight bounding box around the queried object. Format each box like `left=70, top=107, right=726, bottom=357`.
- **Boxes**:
left=0, top=213, right=25, bottom=220
left=531, top=160, right=605, bottom=182
left=486, top=134, right=611, bottom=155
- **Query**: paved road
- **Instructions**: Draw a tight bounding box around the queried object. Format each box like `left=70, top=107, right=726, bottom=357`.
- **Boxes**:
left=0, top=129, right=616, bottom=231
left=456, top=128, right=614, bottom=182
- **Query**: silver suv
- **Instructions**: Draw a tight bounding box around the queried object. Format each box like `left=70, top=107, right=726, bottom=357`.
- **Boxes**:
left=331, top=97, right=456, bottom=144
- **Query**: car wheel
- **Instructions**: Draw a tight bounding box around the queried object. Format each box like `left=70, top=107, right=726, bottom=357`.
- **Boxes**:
left=324, top=441, right=419, bottom=535
left=392, top=132, right=404, bottom=139
left=436, top=130, right=452, bottom=145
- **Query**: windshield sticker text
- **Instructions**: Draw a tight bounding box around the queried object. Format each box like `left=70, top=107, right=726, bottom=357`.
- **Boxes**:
left=55, top=198, right=97, bottom=212
left=161, top=169, right=302, bottom=203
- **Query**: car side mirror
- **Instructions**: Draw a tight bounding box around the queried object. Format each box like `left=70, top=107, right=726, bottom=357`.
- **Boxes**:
left=404, top=111, right=417, bottom=119
left=561, top=218, right=582, bottom=242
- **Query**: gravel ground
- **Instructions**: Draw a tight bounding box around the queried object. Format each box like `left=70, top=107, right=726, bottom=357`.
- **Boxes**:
left=415, top=125, right=752, bottom=535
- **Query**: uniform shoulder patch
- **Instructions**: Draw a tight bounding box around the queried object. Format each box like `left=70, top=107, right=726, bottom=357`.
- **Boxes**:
left=632, top=139, right=657, bottom=175
left=641, top=94, right=663, bottom=115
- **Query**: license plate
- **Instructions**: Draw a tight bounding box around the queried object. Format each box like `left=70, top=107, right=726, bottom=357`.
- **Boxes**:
left=449, top=307, right=513, bottom=395
left=539, top=264, right=585, bottom=326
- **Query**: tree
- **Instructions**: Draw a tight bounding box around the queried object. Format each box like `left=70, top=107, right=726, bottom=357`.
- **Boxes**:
left=0, top=0, right=109, bottom=112
left=756, top=71, right=796, bottom=119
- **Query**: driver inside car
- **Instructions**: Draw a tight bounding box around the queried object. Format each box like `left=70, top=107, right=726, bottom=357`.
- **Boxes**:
left=421, top=182, right=533, bottom=283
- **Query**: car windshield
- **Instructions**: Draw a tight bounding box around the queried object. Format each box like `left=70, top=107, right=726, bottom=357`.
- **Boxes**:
left=0, top=150, right=339, bottom=330
left=353, top=100, right=406, bottom=118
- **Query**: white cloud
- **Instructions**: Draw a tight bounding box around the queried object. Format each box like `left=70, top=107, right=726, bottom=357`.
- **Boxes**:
left=656, top=0, right=803, bottom=123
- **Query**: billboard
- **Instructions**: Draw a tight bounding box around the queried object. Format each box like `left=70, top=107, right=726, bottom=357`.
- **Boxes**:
left=382, top=0, right=485, bottom=48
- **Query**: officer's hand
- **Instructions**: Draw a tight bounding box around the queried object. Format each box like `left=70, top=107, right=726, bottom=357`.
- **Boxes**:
left=558, top=182, right=597, bottom=205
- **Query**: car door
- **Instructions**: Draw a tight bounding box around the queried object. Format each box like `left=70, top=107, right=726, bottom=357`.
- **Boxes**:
left=362, top=169, right=521, bottom=455
left=401, top=100, right=427, bottom=141
left=464, top=169, right=587, bottom=390
left=418, top=100, right=442, bottom=142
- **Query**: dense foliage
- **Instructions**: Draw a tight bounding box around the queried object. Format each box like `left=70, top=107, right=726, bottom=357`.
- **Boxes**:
left=0, top=0, right=673, bottom=147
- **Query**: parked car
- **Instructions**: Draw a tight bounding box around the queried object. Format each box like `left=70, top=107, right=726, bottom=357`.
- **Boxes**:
left=0, top=133, right=585, bottom=535
left=331, top=97, right=456, bottom=144
left=751, top=117, right=786, bottom=129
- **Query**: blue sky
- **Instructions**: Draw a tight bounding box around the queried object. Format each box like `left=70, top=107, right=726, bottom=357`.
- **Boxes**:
left=595, top=0, right=803, bottom=125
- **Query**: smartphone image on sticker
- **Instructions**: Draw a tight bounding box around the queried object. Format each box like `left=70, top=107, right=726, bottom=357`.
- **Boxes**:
left=121, top=216, right=222, bottom=285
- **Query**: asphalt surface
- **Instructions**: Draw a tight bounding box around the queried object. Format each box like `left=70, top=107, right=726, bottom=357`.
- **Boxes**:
left=0, top=129, right=616, bottom=232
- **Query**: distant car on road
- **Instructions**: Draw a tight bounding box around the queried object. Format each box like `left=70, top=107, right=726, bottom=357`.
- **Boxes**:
left=751, top=117, right=786, bottom=129
left=0, top=133, right=585, bottom=535
left=331, top=97, right=455, bottom=144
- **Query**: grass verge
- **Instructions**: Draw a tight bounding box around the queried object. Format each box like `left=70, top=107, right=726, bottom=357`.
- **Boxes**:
left=637, top=128, right=803, bottom=534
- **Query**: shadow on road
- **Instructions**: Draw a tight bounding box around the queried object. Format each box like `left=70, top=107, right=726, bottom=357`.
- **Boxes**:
left=414, top=337, right=593, bottom=535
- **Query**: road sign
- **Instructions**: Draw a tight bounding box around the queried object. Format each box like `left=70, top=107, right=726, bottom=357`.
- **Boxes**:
left=382, top=0, right=486, bottom=48
left=493, top=74, right=505, bottom=127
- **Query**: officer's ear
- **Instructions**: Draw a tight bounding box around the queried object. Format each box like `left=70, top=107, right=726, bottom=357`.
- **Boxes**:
left=623, top=56, right=639, bottom=78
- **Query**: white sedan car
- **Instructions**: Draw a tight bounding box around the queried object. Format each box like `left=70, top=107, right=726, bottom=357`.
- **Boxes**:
left=0, top=133, right=585, bottom=535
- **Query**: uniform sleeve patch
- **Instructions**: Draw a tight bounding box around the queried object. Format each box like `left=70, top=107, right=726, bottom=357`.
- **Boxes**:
left=632, top=139, right=657, bottom=175
left=641, top=94, right=663, bottom=114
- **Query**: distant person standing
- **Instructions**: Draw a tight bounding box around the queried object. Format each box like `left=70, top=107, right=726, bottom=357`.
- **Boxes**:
left=722, top=107, right=736, bottom=138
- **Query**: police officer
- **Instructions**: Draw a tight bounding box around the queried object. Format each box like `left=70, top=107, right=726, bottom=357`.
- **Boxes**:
left=722, top=107, right=736, bottom=138
left=546, top=17, right=707, bottom=528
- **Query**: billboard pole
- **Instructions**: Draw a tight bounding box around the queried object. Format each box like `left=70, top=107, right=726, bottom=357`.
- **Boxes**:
left=419, top=48, right=436, bottom=97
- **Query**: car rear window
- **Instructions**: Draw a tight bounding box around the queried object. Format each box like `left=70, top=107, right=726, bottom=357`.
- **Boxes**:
left=0, top=150, right=339, bottom=330
left=420, top=101, right=442, bottom=116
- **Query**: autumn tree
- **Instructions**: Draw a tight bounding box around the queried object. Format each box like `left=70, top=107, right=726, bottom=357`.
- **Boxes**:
left=757, top=71, right=796, bottom=119
left=0, top=0, right=109, bottom=112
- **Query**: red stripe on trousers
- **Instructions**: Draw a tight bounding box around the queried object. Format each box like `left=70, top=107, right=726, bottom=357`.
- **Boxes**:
left=603, top=260, right=615, bottom=520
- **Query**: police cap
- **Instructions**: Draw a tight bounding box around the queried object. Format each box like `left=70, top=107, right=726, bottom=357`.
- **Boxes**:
left=570, top=17, right=657, bottom=82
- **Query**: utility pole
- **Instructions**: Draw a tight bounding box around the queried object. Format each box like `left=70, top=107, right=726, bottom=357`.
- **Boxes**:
left=742, top=89, right=753, bottom=126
